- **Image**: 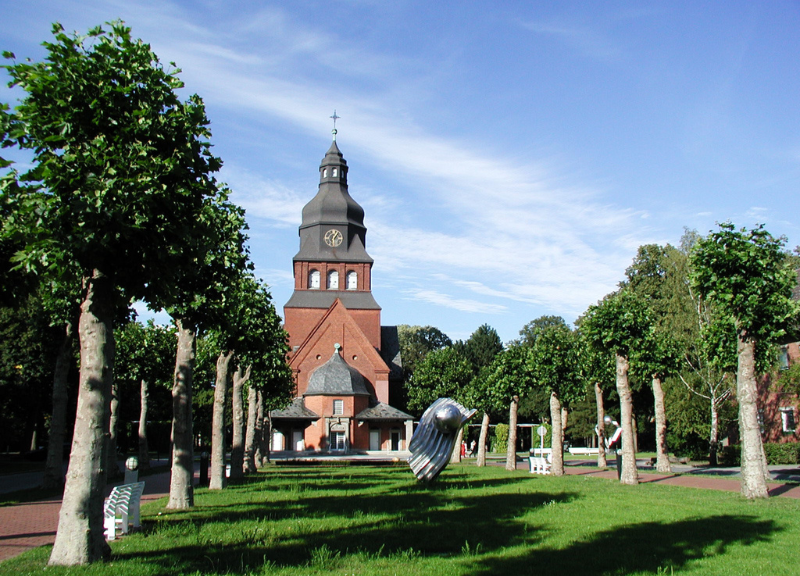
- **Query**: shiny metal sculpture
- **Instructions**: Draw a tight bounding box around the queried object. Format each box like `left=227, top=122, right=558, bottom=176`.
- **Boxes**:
left=408, top=398, right=476, bottom=482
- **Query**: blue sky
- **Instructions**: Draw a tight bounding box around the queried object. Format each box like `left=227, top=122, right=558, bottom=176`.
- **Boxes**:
left=2, top=1, right=799, bottom=343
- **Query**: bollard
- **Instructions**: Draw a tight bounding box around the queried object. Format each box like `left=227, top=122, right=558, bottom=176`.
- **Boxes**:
left=616, top=449, right=622, bottom=480
left=200, top=451, right=209, bottom=486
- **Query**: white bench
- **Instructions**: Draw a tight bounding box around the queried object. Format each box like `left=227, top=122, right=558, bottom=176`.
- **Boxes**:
left=568, top=447, right=600, bottom=455
left=529, top=456, right=551, bottom=475
left=104, top=481, right=145, bottom=541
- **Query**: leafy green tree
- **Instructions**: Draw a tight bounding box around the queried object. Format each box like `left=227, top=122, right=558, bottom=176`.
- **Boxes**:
left=461, top=324, right=503, bottom=372
left=206, top=272, right=291, bottom=488
left=406, top=347, right=473, bottom=415
left=407, top=345, right=473, bottom=463
left=582, top=290, right=653, bottom=485
left=479, top=345, right=535, bottom=471
left=397, top=325, right=452, bottom=375
left=691, top=223, right=800, bottom=499
left=114, top=320, right=175, bottom=472
left=2, top=22, right=229, bottom=564
left=160, top=189, right=249, bottom=506
left=0, top=294, right=61, bottom=452
left=624, top=244, right=684, bottom=472
left=519, top=315, right=567, bottom=347
left=575, top=325, right=616, bottom=468
left=527, top=320, right=583, bottom=475
left=396, top=325, right=452, bottom=410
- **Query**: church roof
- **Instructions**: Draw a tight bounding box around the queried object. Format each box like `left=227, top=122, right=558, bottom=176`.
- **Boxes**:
left=285, top=289, right=381, bottom=310
left=356, top=402, right=413, bottom=421
left=379, top=326, right=403, bottom=381
left=304, top=347, right=371, bottom=397
left=270, top=398, right=320, bottom=420
left=294, top=140, right=372, bottom=263
left=299, top=141, right=364, bottom=229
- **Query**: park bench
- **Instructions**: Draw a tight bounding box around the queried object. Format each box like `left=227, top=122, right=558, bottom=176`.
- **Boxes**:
left=104, top=481, right=145, bottom=541
left=528, top=456, right=551, bottom=475
left=568, top=447, right=600, bottom=456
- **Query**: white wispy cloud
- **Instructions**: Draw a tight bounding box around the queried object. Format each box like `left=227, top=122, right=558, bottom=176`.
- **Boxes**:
left=38, top=1, right=651, bottom=323
left=405, top=289, right=508, bottom=315
left=519, top=20, right=622, bottom=63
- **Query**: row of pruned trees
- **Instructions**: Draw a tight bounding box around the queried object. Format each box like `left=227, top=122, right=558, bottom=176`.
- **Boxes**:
left=0, top=22, right=293, bottom=566
left=399, top=224, right=798, bottom=500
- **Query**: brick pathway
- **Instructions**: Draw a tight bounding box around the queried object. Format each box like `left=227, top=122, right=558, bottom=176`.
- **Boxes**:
left=562, top=466, right=800, bottom=498
left=0, top=471, right=173, bottom=563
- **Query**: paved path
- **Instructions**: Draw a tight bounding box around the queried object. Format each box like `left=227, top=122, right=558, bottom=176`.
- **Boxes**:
left=0, top=469, right=175, bottom=563
left=2, top=459, right=800, bottom=564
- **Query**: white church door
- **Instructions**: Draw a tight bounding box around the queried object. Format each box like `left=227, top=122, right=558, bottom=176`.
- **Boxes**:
left=369, top=429, right=381, bottom=451
left=292, top=430, right=305, bottom=451
left=272, top=430, right=285, bottom=451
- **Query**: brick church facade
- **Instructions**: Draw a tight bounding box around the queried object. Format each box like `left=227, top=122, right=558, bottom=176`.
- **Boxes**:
left=270, top=137, right=413, bottom=453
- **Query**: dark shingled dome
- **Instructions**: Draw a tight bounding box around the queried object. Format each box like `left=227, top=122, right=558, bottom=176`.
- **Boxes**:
left=300, top=141, right=365, bottom=233
left=304, top=349, right=370, bottom=397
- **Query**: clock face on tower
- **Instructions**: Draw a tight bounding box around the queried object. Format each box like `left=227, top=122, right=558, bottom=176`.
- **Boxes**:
left=324, top=229, right=343, bottom=247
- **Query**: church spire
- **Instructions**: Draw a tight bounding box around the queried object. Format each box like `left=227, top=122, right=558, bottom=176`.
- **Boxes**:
left=293, top=135, right=372, bottom=264
left=330, top=110, right=339, bottom=142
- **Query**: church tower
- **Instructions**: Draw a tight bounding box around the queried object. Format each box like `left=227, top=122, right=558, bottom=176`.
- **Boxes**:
left=273, top=129, right=412, bottom=454
left=283, top=138, right=382, bottom=351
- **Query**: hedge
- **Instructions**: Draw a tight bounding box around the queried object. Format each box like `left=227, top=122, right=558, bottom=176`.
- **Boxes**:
left=719, top=442, right=800, bottom=466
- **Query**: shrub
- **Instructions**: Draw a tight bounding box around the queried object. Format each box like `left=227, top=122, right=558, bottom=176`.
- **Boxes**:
left=492, top=423, right=509, bottom=453
left=719, top=442, right=800, bottom=466
left=763, top=442, right=800, bottom=465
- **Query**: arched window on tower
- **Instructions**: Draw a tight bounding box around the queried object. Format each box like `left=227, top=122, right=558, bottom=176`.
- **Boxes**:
left=346, top=271, right=358, bottom=290
left=309, top=269, right=320, bottom=290
left=327, top=270, right=339, bottom=290
left=322, top=168, right=327, bottom=178
left=332, top=168, right=338, bottom=177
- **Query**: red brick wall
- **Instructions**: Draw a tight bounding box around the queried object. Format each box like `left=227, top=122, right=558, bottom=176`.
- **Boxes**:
left=284, top=307, right=381, bottom=350
left=757, top=342, right=800, bottom=443
left=293, top=261, right=372, bottom=291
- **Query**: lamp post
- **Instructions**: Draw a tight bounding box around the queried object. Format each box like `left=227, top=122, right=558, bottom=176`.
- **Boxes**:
left=124, top=456, right=139, bottom=484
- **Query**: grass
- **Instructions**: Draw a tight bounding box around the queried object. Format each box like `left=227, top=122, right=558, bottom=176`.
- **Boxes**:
left=2, top=462, right=800, bottom=575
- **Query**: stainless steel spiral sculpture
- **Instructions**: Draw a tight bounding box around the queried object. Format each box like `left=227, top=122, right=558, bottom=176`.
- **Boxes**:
left=408, top=398, right=476, bottom=482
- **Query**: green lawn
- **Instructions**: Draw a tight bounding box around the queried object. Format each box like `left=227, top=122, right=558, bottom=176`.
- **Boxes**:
left=3, top=462, right=799, bottom=575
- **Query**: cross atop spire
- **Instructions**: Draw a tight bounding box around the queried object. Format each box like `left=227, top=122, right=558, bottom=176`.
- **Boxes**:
left=330, top=110, right=340, bottom=141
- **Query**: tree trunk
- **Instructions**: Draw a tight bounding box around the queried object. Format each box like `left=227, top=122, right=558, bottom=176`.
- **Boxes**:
left=43, top=321, right=74, bottom=490
left=476, top=412, right=490, bottom=467
left=138, top=379, right=150, bottom=473
left=244, top=384, right=258, bottom=473
left=616, top=353, right=638, bottom=485
left=167, top=319, right=195, bottom=509
left=105, top=378, right=121, bottom=481
left=737, top=335, right=769, bottom=499
left=709, top=399, right=720, bottom=466
left=263, top=411, right=272, bottom=465
left=594, top=382, right=607, bottom=468
left=505, top=395, right=519, bottom=471
left=450, top=427, right=463, bottom=464
left=209, top=350, right=234, bottom=490
left=254, top=389, right=264, bottom=468
left=49, top=271, right=113, bottom=566
left=230, top=365, right=250, bottom=480
left=550, top=392, right=564, bottom=475
left=652, top=376, right=671, bottom=473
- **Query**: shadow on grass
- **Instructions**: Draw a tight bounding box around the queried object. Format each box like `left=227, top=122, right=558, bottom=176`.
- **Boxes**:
left=465, top=514, right=780, bottom=576
left=121, top=476, right=575, bottom=574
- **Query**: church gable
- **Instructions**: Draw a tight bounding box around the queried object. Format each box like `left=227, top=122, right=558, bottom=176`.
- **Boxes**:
left=290, top=299, right=389, bottom=398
